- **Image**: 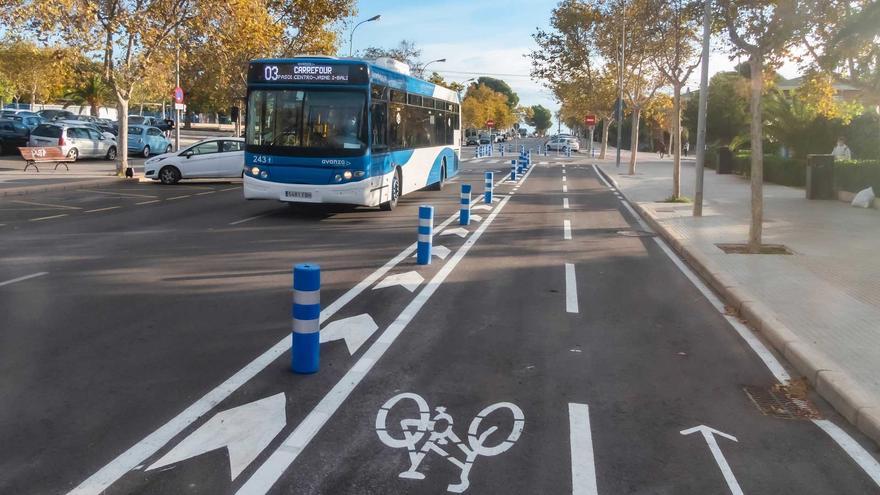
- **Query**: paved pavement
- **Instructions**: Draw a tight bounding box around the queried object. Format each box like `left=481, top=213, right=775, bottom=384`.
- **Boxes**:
left=1, top=145, right=880, bottom=494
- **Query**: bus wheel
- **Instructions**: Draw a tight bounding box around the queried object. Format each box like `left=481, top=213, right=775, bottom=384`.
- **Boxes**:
left=429, top=161, right=446, bottom=191
left=380, top=169, right=400, bottom=211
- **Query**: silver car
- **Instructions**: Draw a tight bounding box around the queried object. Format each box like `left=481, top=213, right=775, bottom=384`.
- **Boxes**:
left=28, top=123, right=118, bottom=161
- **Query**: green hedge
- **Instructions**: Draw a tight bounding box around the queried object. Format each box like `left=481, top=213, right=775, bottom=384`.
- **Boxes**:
left=707, top=151, right=880, bottom=192
left=835, top=160, right=880, bottom=193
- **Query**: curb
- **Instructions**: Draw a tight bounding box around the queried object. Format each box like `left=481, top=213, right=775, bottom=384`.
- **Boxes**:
left=595, top=165, right=880, bottom=447
left=0, top=177, right=134, bottom=197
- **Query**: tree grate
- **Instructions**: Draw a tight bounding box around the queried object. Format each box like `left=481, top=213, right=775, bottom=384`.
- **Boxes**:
left=743, top=384, right=822, bottom=420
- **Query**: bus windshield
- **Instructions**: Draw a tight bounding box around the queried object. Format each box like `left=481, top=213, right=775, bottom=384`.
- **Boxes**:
left=247, top=89, right=367, bottom=156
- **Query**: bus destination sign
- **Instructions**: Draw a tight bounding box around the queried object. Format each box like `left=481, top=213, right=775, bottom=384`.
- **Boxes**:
left=249, top=62, right=367, bottom=84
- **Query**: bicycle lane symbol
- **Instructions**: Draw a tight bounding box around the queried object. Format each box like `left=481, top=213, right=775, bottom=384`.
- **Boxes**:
left=375, top=392, right=525, bottom=493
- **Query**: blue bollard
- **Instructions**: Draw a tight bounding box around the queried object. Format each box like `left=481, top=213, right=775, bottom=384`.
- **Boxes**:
left=500, top=146, right=505, bottom=157
left=528, top=150, right=532, bottom=169
left=460, top=184, right=471, bottom=226
left=510, top=159, right=517, bottom=181
left=417, top=205, right=434, bottom=265
left=517, top=154, right=524, bottom=175
left=484, top=172, right=493, bottom=204
left=292, top=263, right=321, bottom=374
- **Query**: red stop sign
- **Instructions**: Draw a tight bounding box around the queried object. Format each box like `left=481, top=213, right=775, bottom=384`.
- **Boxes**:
left=486, top=120, right=495, bottom=128
left=584, top=114, right=596, bottom=126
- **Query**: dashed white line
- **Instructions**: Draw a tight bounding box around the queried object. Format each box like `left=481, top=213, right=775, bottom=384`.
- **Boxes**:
left=85, top=206, right=121, bottom=213
left=195, top=190, right=217, bottom=196
left=563, top=176, right=567, bottom=182
left=0, top=271, right=48, bottom=287
left=29, top=214, right=68, bottom=221
left=229, top=213, right=271, bottom=226
left=136, top=200, right=160, bottom=205
left=563, top=185, right=568, bottom=193
left=166, top=195, right=191, bottom=201
left=565, top=263, right=579, bottom=313
left=569, top=403, right=598, bottom=495
left=13, top=200, right=82, bottom=210
left=564, top=219, right=572, bottom=240
left=563, top=198, right=570, bottom=209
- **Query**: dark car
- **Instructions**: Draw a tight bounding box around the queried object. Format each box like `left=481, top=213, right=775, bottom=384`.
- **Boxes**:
left=38, top=109, right=77, bottom=121
left=0, top=118, right=31, bottom=154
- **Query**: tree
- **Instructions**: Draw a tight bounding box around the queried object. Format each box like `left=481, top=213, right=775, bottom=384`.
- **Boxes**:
left=0, top=40, right=67, bottom=107
left=461, top=84, right=515, bottom=130
left=64, top=73, right=114, bottom=117
left=476, top=77, right=519, bottom=109
left=554, top=72, right=618, bottom=156
left=527, top=105, right=553, bottom=135
left=361, top=40, right=422, bottom=68
left=427, top=72, right=465, bottom=93
left=684, top=71, right=750, bottom=147
left=721, top=0, right=804, bottom=252
left=649, top=0, right=702, bottom=199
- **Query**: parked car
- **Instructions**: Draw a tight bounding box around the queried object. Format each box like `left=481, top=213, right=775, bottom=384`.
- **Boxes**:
left=0, top=118, right=31, bottom=154
left=144, top=137, right=244, bottom=184
left=478, top=133, right=492, bottom=145
left=28, top=122, right=117, bottom=160
left=56, top=120, right=116, bottom=142
left=5, top=114, right=44, bottom=130
left=128, top=115, right=174, bottom=132
left=465, top=135, right=479, bottom=146
left=127, top=125, right=172, bottom=157
left=545, top=136, right=580, bottom=152
left=37, top=109, right=77, bottom=121
left=1, top=109, right=39, bottom=119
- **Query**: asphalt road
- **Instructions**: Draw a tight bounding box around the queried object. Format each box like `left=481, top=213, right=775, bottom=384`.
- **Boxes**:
left=1, top=140, right=879, bottom=494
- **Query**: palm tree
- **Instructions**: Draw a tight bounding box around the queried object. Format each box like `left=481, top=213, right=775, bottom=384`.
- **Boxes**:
left=64, top=74, right=113, bottom=117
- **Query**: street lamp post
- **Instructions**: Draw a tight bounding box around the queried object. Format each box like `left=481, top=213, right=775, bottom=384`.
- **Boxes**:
left=420, top=58, right=446, bottom=78
left=349, top=15, right=381, bottom=57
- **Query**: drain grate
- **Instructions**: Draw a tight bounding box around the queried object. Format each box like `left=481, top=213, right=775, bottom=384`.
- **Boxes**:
left=616, top=229, right=656, bottom=238
left=743, top=384, right=822, bottom=420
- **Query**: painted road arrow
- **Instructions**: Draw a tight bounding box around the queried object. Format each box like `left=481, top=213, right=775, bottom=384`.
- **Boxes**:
left=147, top=393, right=286, bottom=480
left=319, top=313, right=379, bottom=355
left=680, top=425, right=744, bottom=495
left=373, top=271, right=424, bottom=292
left=441, top=227, right=469, bottom=238
left=411, top=245, right=451, bottom=260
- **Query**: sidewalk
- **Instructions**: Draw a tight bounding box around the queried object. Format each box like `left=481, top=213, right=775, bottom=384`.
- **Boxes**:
left=599, top=156, right=880, bottom=445
left=0, top=160, right=123, bottom=196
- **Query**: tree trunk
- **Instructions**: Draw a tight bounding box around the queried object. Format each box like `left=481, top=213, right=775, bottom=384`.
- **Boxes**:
left=116, top=98, right=130, bottom=177
left=672, top=83, right=682, bottom=199
left=747, top=53, right=764, bottom=253
left=600, top=118, right=610, bottom=159
left=628, top=106, right=641, bottom=175
left=90, top=98, right=99, bottom=117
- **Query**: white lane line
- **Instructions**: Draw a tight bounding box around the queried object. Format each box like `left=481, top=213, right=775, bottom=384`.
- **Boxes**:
left=136, top=200, right=160, bottom=205
left=564, top=219, right=572, bottom=240
left=166, top=195, right=191, bottom=201
left=601, top=162, right=880, bottom=487
left=0, top=272, right=48, bottom=287
left=68, top=208, right=464, bottom=495
left=237, top=160, right=539, bottom=495
left=592, top=164, right=613, bottom=188
left=563, top=185, right=568, bottom=193
left=81, top=189, right=156, bottom=199
left=29, top=214, right=68, bottom=221
left=563, top=198, right=570, bottom=209
left=229, top=213, right=271, bottom=226
left=220, top=186, right=240, bottom=192
left=565, top=263, right=579, bottom=313
left=12, top=199, right=82, bottom=210
left=569, top=403, right=598, bottom=495
left=85, top=206, right=121, bottom=213
left=563, top=176, right=567, bottom=182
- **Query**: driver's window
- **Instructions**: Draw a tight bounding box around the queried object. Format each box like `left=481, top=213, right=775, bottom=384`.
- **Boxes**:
left=192, top=141, right=219, bottom=155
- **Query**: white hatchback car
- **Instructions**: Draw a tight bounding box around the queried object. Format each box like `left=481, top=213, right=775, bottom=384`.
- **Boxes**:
left=144, top=137, right=244, bottom=184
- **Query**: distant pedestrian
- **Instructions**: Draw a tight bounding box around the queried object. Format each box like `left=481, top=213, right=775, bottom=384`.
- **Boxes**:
left=683, top=140, right=690, bottom=157
left=831, top=137, right=852, bottom=161
left=657, top=140, right=666, bottom=159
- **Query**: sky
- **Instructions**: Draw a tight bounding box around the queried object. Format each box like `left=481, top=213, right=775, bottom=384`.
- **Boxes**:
left=347, top=0, right=801, bottom=132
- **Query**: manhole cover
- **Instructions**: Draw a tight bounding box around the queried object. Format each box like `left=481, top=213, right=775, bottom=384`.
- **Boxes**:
left=743, top=384, right=822, bottom=420
left=616, top=230, right=656, bottom=238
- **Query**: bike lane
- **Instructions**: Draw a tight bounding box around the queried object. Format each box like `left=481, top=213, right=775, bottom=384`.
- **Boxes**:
left=254, top=157, right=880, bottom=494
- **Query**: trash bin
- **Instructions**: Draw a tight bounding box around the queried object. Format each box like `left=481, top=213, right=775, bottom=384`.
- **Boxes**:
left=717, top=146, right=733, bottom=174
left=806, top=154, right=835, bottom=200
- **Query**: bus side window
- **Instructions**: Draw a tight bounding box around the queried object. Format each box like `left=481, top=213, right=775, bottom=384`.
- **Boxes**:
left=371, top=102, right=388, bottom=152
left=389, top=104, right=405, bottom=150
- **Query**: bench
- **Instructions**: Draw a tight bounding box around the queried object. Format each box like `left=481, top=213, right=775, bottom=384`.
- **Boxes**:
left=18, top=146, right=76, bottom=172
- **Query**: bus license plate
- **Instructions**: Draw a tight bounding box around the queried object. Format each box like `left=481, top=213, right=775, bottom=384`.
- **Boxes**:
left=285, top=191, right=312, bottom=199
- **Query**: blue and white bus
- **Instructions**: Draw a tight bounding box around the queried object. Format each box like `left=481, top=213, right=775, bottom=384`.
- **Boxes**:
left=243, top=56, right=461, bottom=210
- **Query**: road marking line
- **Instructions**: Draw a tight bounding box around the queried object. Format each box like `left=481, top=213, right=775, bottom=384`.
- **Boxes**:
left=238, top=188, right=524, bottom=495
left=166, top=195, right=191, bottom=201
left=563, top=176, right=567, bottom=182
left=195, top=191, right=217, bottom=196
left=565, top=263, right=579, bottom=313
left=220, top=186, right=240, bottom=192
left=230, top=213, right=271, bottom=226
left=569, top=403, right=598, bottom=495
left=563, top=219, right=572, bottom=240
left=563, top=198, right=570, bottom=209
left=81, top=189, right=156, bottom=199
left=68, top=207, right=464, bottom=495
left=85, top=206, right=121, bottom=213
left=29, top=214, right=68, bottom=221
left=599, top=163, right=880, bottom=488
left=0, top=271, right=48, bottom=287
left=136, top=200, right=160, bottom=205
left=592, top=164, right=612, bottom=188
left=563, top=185, right=568, bottom=193
left=12, top=200, right=82, bottom=210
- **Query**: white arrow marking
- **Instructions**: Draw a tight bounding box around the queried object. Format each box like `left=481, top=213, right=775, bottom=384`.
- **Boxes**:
left=373, top=271, right=424, bottom=292
left=319, top=313, right=379, bottom=355
left=441, top=227, right=469, bottom=238
left=410, top=245, right=451, bottom=260
left=680, top=425, right=744, bottom=495
left=147, top=393, right=286, bottom=481
left=473, top=204, right=492, bottom=211
left=470, top=214, right=483, bottom=222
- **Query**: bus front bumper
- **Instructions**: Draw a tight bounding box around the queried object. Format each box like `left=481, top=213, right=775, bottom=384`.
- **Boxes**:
left=243, top=175, right=379, bottom=206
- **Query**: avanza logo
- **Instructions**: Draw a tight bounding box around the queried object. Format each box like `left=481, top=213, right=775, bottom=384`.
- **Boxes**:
left=321, top=159, right=350, bottom=166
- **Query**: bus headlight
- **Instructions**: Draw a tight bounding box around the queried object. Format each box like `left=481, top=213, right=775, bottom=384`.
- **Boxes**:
left=342, top=170, right=353, bottom=180
left=250, top=166, right=260, bottom=176
left=260, top=170, right=269, bottom=179
left=333, top=174, right=342, bottom=182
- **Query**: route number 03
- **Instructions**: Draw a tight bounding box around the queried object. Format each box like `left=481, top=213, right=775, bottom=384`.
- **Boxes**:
left=264, top=65, right=279, bottom=81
